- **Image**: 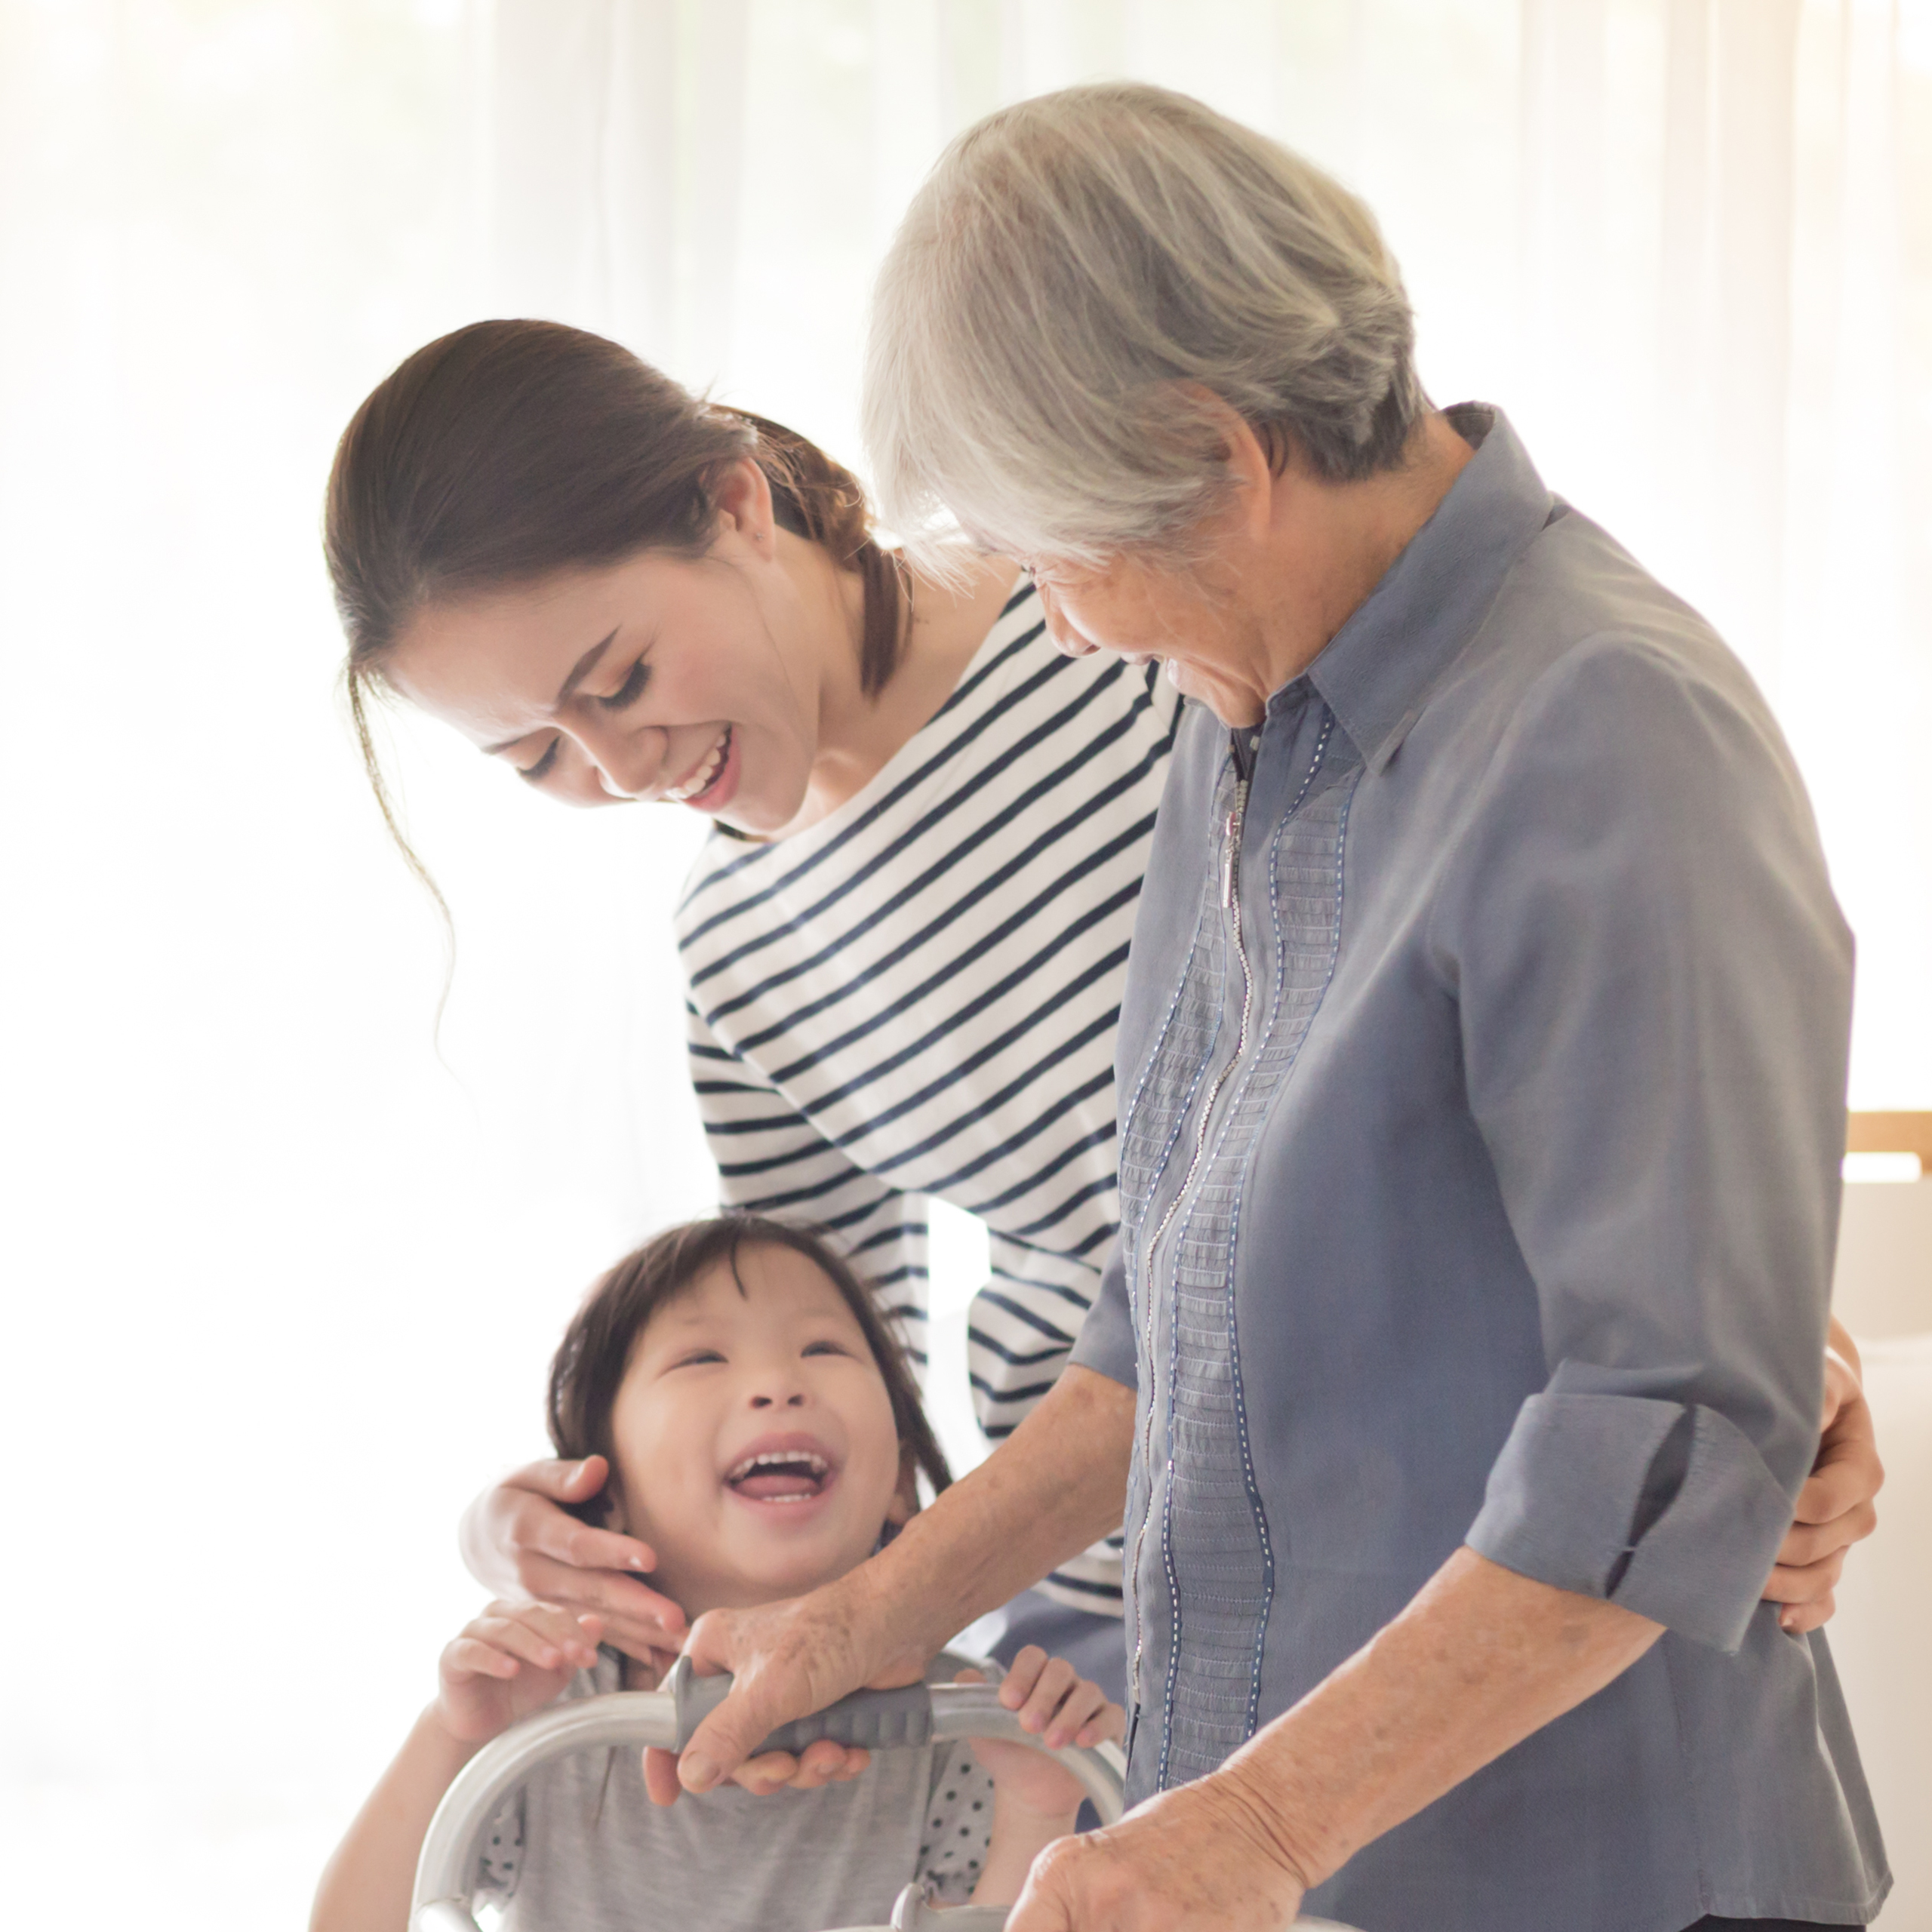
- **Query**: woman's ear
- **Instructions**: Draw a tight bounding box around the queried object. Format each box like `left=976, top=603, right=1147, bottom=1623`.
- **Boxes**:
left=884, top=1444, right=921, bottom=1527
left=710, top=455, right=777, bottom=556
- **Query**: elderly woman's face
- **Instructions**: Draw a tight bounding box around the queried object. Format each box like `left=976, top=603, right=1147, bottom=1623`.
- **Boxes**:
left=1028, top=550, right=1270, bottom=728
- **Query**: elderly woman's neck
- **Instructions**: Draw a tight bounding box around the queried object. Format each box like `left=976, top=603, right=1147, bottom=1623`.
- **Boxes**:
left=1210, top=412, right=1475, bottom=726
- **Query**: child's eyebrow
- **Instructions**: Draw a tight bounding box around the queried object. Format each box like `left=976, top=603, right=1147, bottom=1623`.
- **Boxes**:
left=652, top=1294, right=722, bottom=1327
left=638, top=1315, right=720, bottom=1352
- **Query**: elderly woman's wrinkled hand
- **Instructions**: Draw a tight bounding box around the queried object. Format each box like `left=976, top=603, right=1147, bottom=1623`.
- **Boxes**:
left=663, top=1574, right=934, bottom=1799
left=1005, top=1766, right=1311, bottom=1932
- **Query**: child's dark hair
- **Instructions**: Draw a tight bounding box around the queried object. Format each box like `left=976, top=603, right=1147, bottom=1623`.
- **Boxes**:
left=547, top=1215, right=952, bottom=1524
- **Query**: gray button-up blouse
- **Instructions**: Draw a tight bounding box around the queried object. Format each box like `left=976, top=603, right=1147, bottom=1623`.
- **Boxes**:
left=1069, top=407, right=1887, bottom=1932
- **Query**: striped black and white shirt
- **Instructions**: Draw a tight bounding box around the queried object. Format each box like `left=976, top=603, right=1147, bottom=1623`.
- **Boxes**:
left=677, top=580, right=1183, bottom=1610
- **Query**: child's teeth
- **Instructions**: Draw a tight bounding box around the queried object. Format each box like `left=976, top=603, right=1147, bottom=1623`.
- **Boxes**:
left=726, top=1448, right=829, bottom=1481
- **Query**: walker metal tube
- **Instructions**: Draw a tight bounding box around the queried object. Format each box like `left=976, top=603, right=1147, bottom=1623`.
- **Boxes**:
left=408, top=1674, right=1125, bottom=1932
left=412, top=1690, right=682, bottom=1930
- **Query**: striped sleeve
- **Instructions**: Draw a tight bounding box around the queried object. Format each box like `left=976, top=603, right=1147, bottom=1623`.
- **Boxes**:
left=687, top=995, right=930, bottom=1363
left=968, top=1232, right=1090, bottom=1441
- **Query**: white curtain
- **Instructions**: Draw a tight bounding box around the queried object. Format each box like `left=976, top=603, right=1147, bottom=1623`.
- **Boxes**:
left=0, top=5, right=1925, bottom=1927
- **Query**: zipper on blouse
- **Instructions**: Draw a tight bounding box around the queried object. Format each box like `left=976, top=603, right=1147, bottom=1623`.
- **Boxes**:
left=1127, top=767, right=1254, bottom=1721
left=1220, top=781, right=1248, bottom=908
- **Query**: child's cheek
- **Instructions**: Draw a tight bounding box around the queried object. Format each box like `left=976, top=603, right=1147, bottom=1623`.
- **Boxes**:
left=613, top=1417, right=703, bottom=1557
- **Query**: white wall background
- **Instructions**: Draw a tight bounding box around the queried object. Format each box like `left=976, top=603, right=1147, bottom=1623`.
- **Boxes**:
left=0, top=3, right=1927, bottom=1926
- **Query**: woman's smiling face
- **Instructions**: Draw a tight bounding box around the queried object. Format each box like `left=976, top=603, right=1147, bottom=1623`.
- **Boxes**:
left=383, top=463, right=829, bottom=838
left=602, top=1242, right=915, bottom=1617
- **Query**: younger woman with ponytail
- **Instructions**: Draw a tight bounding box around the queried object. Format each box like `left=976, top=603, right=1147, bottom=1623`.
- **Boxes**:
left=325, top=319, right=1183, bottom=1712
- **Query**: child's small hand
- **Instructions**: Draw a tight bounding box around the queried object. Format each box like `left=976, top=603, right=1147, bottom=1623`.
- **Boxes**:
left=957, top=1647, right=1123, bottom=1822
left=435, top=1599, right=605, bottom=1748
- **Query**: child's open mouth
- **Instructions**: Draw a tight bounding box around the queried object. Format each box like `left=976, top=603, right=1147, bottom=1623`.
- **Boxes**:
left=723, top=1444, right=835, bottom=1504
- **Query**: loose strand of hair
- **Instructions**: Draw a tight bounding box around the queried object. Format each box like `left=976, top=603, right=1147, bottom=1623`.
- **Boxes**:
left=346, top=665, right=457, bottom=1041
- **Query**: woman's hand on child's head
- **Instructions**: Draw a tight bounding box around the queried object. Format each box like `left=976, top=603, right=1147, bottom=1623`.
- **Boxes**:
left=959, top=1648, right=1123, bottom=1823
left=460, top=1455, right=689, bottom=1663
left=434, top=1601, right=605, bottom=1748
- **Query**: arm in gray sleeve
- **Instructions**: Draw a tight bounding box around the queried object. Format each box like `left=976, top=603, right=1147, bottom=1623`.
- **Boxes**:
left=1069, top=1238, right=1137, bottom=1389
left=1435, top=632, right=1853, bottom=1649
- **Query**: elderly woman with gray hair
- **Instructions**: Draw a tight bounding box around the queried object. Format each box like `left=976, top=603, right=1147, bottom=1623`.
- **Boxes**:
left=673, top=85, right=1890, bottom=1932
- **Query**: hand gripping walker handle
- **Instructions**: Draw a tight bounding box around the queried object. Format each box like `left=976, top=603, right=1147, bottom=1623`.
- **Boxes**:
left=667, top=1654, right=937, bottom=1755
left=409, top=1672, right=1128, bottom=1932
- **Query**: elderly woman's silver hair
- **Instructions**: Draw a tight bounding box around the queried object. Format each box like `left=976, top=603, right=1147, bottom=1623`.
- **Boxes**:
left=863, top=82, right=1426, bottom=571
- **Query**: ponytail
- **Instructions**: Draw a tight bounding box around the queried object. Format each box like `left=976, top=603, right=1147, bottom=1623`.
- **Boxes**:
left=725, top=409, right=911, bottom=697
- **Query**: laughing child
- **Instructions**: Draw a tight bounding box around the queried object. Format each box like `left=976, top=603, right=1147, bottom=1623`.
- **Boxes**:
left=312, top=1216, right=1122, bottom=1930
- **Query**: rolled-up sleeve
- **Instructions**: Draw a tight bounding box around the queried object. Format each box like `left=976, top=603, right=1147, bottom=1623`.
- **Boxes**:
left=1069, top=1238, right=1137, bottom=1389
left=1438, top=634, right=1853, bottom=1650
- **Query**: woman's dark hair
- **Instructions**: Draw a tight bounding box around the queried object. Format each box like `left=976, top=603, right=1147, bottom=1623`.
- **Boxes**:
left=546, top=1214, right=952, bottom=1527
left=322, top=319, right=911, bottom=891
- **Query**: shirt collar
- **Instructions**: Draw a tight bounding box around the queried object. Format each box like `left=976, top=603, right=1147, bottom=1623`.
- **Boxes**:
left=1287, top=405, right=1556, bottom=774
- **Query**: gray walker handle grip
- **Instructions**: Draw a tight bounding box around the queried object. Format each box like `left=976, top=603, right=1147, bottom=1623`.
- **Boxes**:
left=667, top=1655, right=937, bottom=1755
